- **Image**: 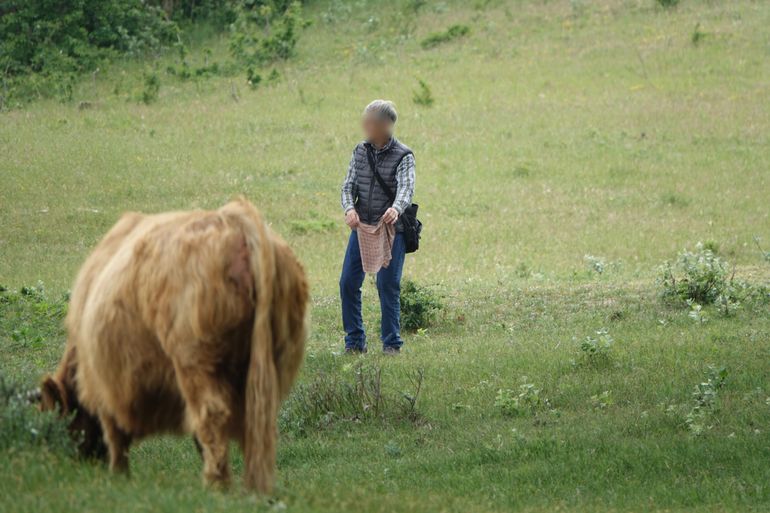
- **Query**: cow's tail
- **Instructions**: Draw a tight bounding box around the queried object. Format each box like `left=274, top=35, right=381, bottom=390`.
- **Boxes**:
left=240, top=202, right=279, bottom=494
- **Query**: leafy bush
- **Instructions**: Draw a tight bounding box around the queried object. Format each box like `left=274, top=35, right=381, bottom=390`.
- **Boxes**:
left=420, top=24, right=470, bottom=50
left=495, top=383, right=546, bottom=417
left=658, top=242, right=731, bottom=305
left=0, top=374, right=76, bottom=455
left=412, top=79, right=434, bottom=107
left=229, top=0, right=304, bottom=66
left=656, top=0, right=679, bottom=7
left=140, top=72, right=161, bottom=104
left=576, top=328, right=614, bottom=366
left=0, top=0, right=177, bottom=105
left=279, top=363, right=424, bottom=436
left=400, top=280, right=442, bottom=331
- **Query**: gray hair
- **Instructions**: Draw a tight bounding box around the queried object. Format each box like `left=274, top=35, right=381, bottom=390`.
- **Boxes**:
left=363, top=99, right=397, bottom=125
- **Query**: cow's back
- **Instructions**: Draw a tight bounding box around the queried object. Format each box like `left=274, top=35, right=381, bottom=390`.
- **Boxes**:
left=71, top=209, right=254, bottom=437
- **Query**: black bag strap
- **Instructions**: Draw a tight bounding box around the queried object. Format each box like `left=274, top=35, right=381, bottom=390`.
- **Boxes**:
left=366, top=146, right=413, bottom=204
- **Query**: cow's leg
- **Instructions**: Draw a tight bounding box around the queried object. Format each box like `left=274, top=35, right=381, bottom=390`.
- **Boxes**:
left=173, top=364, right=232, bottom=487
left=100, top=414, right=132, bottom=474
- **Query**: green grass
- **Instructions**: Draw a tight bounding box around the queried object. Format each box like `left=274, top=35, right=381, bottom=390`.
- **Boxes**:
left=1, top=0, right=770, bottom=512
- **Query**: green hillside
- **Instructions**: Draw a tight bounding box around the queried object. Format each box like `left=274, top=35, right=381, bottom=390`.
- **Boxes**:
left=1, top=1, right=769, bottom=512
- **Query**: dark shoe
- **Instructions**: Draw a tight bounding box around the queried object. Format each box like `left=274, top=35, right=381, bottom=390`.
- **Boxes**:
left=345, top=347, right=367, bottom=355
left=382, top=347, right=401, bottom=355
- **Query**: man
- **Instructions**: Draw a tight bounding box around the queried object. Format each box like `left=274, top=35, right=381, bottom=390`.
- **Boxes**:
left=340, top=100, right=416, bottom=354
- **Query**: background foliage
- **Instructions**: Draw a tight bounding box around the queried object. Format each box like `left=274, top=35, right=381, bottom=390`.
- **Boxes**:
left=0, top=0, right=305, bottom=106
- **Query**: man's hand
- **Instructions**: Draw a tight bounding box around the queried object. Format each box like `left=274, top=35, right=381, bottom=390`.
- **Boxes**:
left=382, top=207, right=399, bottom=225
left=345, top=209, right=360, bottom=229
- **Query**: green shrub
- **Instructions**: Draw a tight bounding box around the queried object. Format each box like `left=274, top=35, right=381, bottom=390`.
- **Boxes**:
left=400, top=280, right=442, bottom=331
left=576, top=327, right=614, bottom=366
left=658, top=242, right=731, bottom=305
left=691, top=22, right=705, bottom=46
left=412, top=79, right=434, bottom=107
left=0, top=0, right=177, bottom=105
left=229, top=0, right=305, bottom=66
left=0, top=374, right=76, bottom=455
left=656, top=0, right=679, bottom=7
left=495, top=383, right=545, bottom=417
left=140, top=72, right=161, bottom=104
left=420, top=24, right=470, bottom=50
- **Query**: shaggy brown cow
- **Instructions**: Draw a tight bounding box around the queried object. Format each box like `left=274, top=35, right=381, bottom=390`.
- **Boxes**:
left=40, top=198, right=308, bottom=493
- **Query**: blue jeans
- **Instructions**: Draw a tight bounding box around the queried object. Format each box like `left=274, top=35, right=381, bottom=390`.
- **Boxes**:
left=340, top=230, right=406, bottom=351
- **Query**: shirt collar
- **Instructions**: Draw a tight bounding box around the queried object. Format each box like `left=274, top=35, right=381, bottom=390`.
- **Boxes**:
left=365, top=136, right=395, bottom=153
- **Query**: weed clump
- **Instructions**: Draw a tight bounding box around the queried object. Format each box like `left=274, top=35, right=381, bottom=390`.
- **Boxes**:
left=495, top=383, right=548, bottom=417
left=684, top=365, right=727, bottom=436
left=658, top=242, right=731, bottom=305
left=400, top=280, right=442, bottom=331
left=574, top=328, right=615, bottom=367
left=280, top=363, right=424, bottom=436
left=412, top=79, right=434, bottom=107
left=0, top=374, right=75, bottom=455
left=420, top=24, right=470, bottom=50
left=140, top=72, right=160, bottom=104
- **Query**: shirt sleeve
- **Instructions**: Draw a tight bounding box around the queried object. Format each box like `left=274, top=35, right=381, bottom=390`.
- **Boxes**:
left=340, top=150, right=357, bottom=213
left=392, top=153, right=415, bottom=215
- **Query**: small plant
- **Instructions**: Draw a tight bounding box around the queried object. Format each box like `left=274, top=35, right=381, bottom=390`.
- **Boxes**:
left=691, top=23, right=705, bottom=46
left=754, top=236, right=770, bottom=263
left=412, top=79, right=434, bottom=107
left=400, top=280, right=442, bottom=331
left=590, top=390, right=613, bottom=410
left=658, top=242, right=732, bottom=305
left=715, top=293, right=740, bottom=318
left=246, top=67, right=262, bottom=89
left=656, top=0, right=679, bottom=8
left=495, top=382, right=546, bottom=417
left=584, top=254, right=606, bottom=274
left=684, top=366, right=727, bottom=436
left=687, top=300, right=708, bottom=324
left=420, top=24, right=470, bottom=49
left=577, top=328, right=614, bottom=366
left=141, top=72, right=160, bottom=104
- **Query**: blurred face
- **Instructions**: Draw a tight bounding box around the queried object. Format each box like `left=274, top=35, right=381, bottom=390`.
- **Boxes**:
left=362, top=114, right=392, bottom=145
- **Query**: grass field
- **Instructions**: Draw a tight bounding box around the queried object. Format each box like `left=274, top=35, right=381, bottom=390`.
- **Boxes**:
left=1, top=0, right=769, bottom=511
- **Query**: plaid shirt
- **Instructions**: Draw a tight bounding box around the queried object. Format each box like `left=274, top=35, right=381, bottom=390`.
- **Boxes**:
left=341, top=151, right=415, bottom=215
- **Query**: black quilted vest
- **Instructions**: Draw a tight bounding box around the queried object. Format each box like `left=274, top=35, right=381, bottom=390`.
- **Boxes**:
left=352, top=137, right=412, bottom=230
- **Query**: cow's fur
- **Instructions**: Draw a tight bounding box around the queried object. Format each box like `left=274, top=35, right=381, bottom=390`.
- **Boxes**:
left=40, top=198, right=308, bottom=493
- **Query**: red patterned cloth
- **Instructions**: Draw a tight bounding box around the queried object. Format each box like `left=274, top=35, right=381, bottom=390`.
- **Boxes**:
left=356, top=221, right=395, bottom=274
